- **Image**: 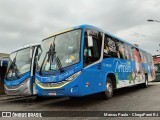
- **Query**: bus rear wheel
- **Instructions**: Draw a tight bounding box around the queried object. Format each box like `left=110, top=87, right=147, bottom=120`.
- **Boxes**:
left=140, top=75, right=148, bottom=88
left=104, top=77, right=113, bottom=99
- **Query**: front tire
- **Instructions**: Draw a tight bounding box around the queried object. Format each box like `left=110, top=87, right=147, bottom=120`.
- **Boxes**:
left=104, top=77, right=113, bottom=99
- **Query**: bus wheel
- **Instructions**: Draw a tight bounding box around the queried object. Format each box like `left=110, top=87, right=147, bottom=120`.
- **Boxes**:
left=104, top=77, right=113, bottom=99
left=140, top=75, right=148, bottom=88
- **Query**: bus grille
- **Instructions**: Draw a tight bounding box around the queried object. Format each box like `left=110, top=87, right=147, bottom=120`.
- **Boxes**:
left=36, top=79, right=69, bottom=88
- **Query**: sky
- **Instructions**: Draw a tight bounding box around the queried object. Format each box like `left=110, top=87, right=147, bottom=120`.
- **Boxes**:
left=0, top=0, right=160, bottom=55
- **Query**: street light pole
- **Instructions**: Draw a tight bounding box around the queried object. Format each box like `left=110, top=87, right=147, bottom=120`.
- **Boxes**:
left=147, top=19, right=160, bottom=54
left=147, top=19, right=160, bottom=23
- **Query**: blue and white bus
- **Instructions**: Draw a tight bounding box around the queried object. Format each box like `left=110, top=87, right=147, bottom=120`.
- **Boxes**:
left=4, top=43, right=40, bottom=95
left=35, top=25, right=155, bottom=98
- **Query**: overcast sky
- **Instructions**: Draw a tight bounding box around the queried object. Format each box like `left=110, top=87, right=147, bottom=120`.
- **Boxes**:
left=0, top=0, right=160, bottom=55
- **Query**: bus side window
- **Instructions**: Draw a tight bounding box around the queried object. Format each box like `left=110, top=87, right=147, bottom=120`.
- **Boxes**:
left=147, top=55, right=152, bottom=64
left=124, top=44, right=130, bottom=60
left=124, top=44, right=134, bottom=61
left=132, top=47, right=142, bottom=63
left=143, top=52, right=147, bottom=63
left=139, top=51, right=145, bottom=63
left=104, top=34, right=118, bottom=58
left=127, top=45, right=134, bottom=61
left=84, top=29, right=102, bottom=67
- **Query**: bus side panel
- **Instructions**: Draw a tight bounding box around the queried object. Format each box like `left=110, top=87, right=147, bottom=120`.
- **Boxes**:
left=102, top=58, right=147, bottom=89
left=82, top=64, right=105, bottom=96
left=102, top=58, right=134, bottom=88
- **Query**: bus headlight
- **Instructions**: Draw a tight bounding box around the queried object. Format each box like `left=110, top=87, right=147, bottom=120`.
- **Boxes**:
left=65, top=71, right=81, bottom=81
left=35, top=78, right=41, bottom=85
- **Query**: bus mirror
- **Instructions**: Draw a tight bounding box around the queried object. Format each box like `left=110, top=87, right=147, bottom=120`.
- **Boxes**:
left=88, top=36, right=93, bottom=47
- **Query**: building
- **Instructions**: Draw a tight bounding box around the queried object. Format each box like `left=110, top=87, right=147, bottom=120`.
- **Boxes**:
left=0, top=53, right=9, bottom=59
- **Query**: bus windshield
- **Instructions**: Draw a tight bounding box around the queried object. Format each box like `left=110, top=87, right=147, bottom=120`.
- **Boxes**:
left=37, top=29, right=81, bottom=73
left=6, top=48, right=31, bottom=80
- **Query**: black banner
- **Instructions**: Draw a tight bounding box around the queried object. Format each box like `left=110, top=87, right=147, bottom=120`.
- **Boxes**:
left=0, top=111, right=160, bottom=117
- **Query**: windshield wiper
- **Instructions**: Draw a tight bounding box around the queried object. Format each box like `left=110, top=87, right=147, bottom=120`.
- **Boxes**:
left=39, top=44, right=53, bottom=75
left=50, top=43, right=64, bottom=72
left=55, top=54, right=64, bottom=73
left=39, top=42, right=64, bottom=75
left=6, top=58, right=20, bottom=79
left=12, top=62, right=20, bottom=79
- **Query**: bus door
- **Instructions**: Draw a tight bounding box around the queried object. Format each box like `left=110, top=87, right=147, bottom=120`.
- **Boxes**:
left=83, top=29, right=104, bottom=95
left=30, top=45, right=41, bottom=95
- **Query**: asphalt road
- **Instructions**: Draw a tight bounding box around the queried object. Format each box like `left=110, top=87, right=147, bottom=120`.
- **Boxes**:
left=0, top=82, right=160, bottom=120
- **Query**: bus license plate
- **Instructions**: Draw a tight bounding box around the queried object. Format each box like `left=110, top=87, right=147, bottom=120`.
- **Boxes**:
left=48, top=92, right=56, bottom=96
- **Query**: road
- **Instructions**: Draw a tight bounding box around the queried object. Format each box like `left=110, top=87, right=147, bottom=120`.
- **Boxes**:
left=0, top=82, right=160, bottom=120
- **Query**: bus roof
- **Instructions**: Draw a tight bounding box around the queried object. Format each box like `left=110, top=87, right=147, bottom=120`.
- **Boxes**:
left=11, top=43, right=40, bottom=54
left=44, top=24, right=152, bottom=55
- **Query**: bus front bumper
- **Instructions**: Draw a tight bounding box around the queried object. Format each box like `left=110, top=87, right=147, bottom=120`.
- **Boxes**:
left=35, top=78, right=84, bottom=97
left=4, top=78, right=32, bottom=96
